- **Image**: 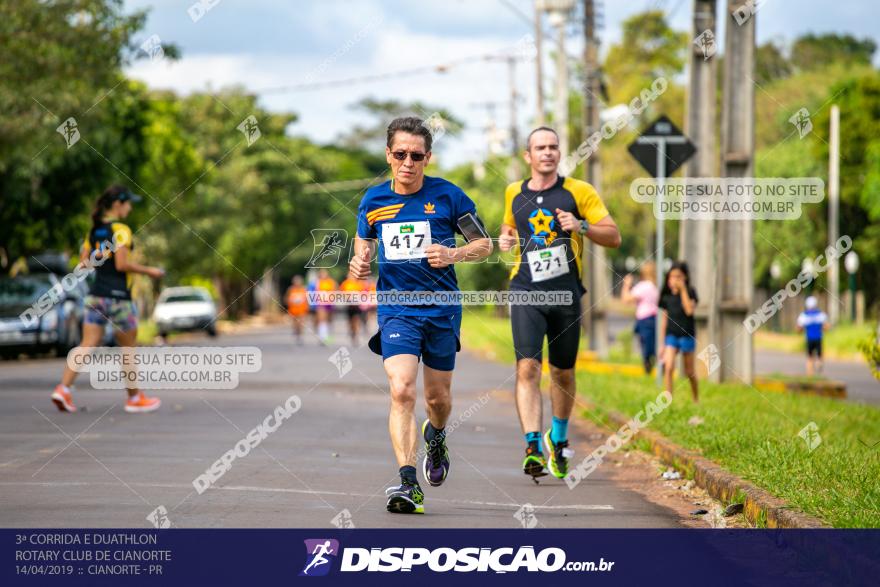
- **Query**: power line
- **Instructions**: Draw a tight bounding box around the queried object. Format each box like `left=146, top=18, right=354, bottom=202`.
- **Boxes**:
left=497, top=0, right=563, bottom=47
left=255, top=50, right=531, bottom=95
left=667, top=0, right=686, bottom=20
left=498, top=0, right=535, bottom=28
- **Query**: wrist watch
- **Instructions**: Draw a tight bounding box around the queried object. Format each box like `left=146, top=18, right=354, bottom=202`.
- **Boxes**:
left=578, top=219, right=590, bottom=234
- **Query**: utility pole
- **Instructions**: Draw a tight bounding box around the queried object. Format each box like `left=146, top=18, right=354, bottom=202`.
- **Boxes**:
left=553, top=15, right=569, bottom=154
left=717, top=0, right=755, bottom=383
left=582, top=0, right=601, bottom=203
left=480, top=50, right=528, bottom=159
left=680, top=0, right=717, bottom=379
left=540, top=0, right=574, bottom=155
left=534, top=0, right=545, bottom=125
left=581, top=0, right=609, bottom=358
left=508, top=56, right=520, bottom=156
left=470, top=101, right=504, bottom=157
left=828, top=104, right=840, bottom=325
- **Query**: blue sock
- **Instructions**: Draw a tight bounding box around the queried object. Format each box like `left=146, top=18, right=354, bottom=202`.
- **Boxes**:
left=551, top=417, right=569, bottom=444
left=425, top=421, right=445, bottom=443
left=399, top=465, right=417, bottom=485
left=525, top=431, right=542, bottom=453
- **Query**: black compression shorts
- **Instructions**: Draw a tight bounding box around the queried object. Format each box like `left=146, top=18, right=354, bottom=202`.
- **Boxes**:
left=510, top=298, right=581, bottom=369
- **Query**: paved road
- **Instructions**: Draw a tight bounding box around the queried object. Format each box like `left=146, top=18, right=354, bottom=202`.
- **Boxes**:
left=754, top=349, right=878, bottom=405
left=607, top=311, right=878, bottom=405
left=0, top=324, right=684, bottom=529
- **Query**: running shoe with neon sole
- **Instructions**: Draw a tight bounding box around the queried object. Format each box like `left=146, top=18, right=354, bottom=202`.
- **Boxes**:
left=51, top=385, right=77, bottom=413
left=421, top=419, right=449, bottom=487
left=522, top=445, right=547, bottom=478
left=385, top=481, right=425, bottom=514
left=544, top=429, right=574, bottom=479
left=124, top=392, right=161, bottom=413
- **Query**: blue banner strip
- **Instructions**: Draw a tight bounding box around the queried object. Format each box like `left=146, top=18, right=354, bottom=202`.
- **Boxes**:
left=5, top=529, right=879, bottom=586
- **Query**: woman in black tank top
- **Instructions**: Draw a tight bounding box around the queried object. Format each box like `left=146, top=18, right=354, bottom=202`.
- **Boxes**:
left=51, top=185, right=165, bottom=414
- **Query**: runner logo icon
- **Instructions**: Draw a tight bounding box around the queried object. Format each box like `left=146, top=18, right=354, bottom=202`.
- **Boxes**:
left=300, top=538, right=340, bottom=576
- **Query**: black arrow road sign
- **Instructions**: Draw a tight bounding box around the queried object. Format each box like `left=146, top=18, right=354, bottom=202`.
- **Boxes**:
left=627, top=115, right=696, bottom=178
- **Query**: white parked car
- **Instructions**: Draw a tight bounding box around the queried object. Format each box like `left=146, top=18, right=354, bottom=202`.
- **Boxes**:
left=153, top=286, right=217, bottom=338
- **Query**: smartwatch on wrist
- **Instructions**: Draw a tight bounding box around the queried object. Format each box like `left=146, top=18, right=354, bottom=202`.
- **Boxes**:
left=578, top=219, right=590, bottom=234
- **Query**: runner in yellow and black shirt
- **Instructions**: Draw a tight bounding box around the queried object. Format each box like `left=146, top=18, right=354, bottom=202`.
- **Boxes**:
left=499, top=126, right=621, bottom=482
left=52, top=185, right=165, bottom=415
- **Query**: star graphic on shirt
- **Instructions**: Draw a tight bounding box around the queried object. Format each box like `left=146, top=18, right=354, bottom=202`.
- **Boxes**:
left=528, top=208, right=554, bottom=235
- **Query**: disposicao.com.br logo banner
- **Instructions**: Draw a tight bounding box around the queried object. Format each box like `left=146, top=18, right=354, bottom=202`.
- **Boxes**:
left=300, top=539, right=339, bottom=576
left=299, top=539, right=612, bottom=575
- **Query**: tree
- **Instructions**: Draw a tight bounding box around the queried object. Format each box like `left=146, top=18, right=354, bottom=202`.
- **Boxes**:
left=813, top=72, right=880, bottom=306
left=0, top=0, right=183, bottom=266
left=756, top=41, right=792, bottom=84
left=595, top=10, right=689, bottom=263
left=791, top=33, right=876, bottom=72
left=0, top=2, right=384, bottom=313
left=0, top=0, right=147, bottom=166
left=603, top=10, right=689, bottom=104
left=339, top=97, right=464, bottom=154
left=444, top=156, right=513, bottom=294
left=753, top=139, right=824, bottom=287
left=133, top=89, right=381, bottom=316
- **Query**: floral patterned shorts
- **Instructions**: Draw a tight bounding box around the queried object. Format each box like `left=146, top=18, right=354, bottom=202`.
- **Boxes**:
left=84, top=295, right=138, bottom=333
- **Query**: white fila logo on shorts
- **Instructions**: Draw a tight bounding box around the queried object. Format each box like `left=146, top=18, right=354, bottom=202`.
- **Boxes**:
left=389, top=333, right=400, bottom=338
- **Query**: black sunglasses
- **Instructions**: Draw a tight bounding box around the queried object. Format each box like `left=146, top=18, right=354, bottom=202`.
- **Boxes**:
left=391, top=150, right=427, bottom=162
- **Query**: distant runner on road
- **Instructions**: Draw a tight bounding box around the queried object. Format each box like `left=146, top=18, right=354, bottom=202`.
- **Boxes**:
left=349, top=117, right=493, bottom=514
left=499, top=126, right=621, bottom=482
left=339, top=275, right=366, bottom=346
left=797, top=295, right=829, bottom=376
left=285, top=275, right=309, bottom=344
left=315, top=269, right=337, bottom=345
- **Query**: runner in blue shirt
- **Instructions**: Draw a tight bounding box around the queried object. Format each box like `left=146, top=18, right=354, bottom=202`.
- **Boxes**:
left=349, top=117, right=493, bottom=514
left=797, top=296, right=829, bottom=376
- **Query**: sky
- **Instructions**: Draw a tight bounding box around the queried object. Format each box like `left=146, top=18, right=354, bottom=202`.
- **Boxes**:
left=123, top=0, right=880, bottom=169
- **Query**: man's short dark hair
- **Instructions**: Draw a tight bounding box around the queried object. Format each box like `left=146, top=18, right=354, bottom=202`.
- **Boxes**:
left=386, top=117, right=433, bottom=152
left=526, top=126, right=559, bottom=150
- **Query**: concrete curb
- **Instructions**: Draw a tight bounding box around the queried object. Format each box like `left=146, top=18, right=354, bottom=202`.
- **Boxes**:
left=594, top=406, right=828, bottom=528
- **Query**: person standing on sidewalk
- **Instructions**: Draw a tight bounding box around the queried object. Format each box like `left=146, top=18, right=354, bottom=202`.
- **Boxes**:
left=658, top=261, right=699, bottom=402
left=621, top=261, right=659, bottom=374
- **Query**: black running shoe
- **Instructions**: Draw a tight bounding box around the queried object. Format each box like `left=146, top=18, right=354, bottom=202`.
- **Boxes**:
left=522, top=445, right=547, bottom=478
left=421, top=419, right=449, bottom=487
left=544, top=429, right=574, bottom=479
left=385, top=481, right=425, bottom=514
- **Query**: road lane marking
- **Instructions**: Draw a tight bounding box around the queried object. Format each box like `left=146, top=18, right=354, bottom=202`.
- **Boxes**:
left=0, top=481, right=613, bottom=511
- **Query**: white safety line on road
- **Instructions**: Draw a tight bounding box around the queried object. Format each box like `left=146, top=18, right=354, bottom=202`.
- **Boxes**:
left=0, top=480, right=614, bottom=511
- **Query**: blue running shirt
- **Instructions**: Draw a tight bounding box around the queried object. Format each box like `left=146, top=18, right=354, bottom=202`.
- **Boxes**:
left=357, top=176, right=477, bottom=317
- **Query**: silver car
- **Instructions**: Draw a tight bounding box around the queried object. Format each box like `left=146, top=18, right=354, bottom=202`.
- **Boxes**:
left=0, top=273, right=84, bottom=357
left=153, top=286, right=218, bottom=338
